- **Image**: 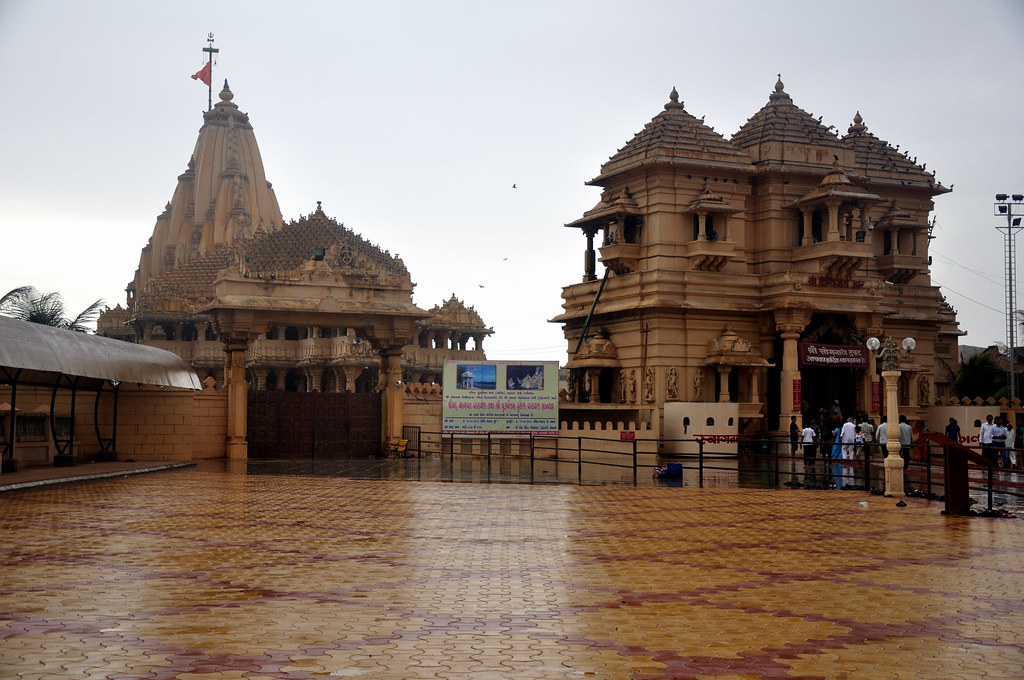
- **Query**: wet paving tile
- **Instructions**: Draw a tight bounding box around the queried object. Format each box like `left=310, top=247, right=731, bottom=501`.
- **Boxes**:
left=0, top=466, right=1022, bottom=678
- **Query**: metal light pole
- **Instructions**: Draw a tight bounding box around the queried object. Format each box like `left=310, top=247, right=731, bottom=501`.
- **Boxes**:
left=995, top=194, right=1024, bottom=402
left=867, top=336, right=915, bottom=497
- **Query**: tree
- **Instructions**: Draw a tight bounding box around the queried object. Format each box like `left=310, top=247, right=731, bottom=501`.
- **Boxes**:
left=0, top=286, right=104, bottom=333
left=950, top=353, right=1006, bottom=399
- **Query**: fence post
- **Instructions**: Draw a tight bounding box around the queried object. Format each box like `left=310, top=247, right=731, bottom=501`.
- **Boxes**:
left=926, top=441, right=933, bottom=498
left=987, top=466, right=994, bottom=511
left=578, top=436, right=583, bottom=486
left=530, top=432, right=535, bottom=481
left=632, top=437, right=638, bottom=486
left=773, top=438, right=780, bottom=489
left=698, top=439, right=705, bottom=488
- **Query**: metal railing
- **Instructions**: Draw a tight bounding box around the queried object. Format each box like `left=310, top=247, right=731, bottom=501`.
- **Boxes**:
left=391, top=428, right=1024, bottom=509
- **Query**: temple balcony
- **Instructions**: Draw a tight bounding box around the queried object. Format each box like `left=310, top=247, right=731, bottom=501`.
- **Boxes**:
left=793, top=240, right=874, bottom=277
left=598, top=243, right=640, bottom=274
left=683, top=239, right=736, bottom=272
left=876, top=253, right=926, bottom=284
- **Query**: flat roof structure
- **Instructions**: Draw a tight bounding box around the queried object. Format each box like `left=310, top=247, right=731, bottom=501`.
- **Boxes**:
left=0, top=315, right=201, bottom=390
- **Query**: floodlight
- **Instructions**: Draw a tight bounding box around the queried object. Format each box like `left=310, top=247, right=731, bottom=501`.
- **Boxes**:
left=996, top=193, right=1009, bottom=201
left=999, top=205, right=1008, bottom=214
left=1014, top=194, right=1024, bottom=201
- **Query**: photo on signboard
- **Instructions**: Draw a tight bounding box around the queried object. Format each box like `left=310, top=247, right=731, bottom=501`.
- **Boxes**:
left=505, top=364, right=545, bottom=390
left=455, top=364, right=496, bottom=390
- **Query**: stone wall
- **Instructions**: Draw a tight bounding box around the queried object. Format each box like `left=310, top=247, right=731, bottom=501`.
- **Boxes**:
left=192, top=386, right=228, bottom=458
left=0, top=384, right=197, bottom=464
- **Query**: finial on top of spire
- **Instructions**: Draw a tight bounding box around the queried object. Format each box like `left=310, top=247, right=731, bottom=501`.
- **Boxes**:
left=219, top=80, right=233, bottom=102
left=848, top=110, right=867, bottom=134
left=665, top=87, right=683, bottom=110
left=770, top=74, right=790, bottom=102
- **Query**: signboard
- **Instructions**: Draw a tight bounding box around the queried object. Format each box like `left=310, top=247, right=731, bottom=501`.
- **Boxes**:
left=442, top=360, right=559, bottom=436
left=792, top=378, right=802, bottom=411
left=872, top=380, right=881, bottom=413
left=798, top=342, right=868, bottom=368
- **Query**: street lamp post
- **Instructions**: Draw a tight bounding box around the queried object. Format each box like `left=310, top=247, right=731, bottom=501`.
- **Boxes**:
left=866, top=336, right=916, bottom=497
left=994, top=194, right=1024, bottom=402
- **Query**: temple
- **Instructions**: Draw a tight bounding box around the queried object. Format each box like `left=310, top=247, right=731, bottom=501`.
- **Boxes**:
left=95, top=81, right=491, bottom=456
left=556, top=80, right=961, bottom=436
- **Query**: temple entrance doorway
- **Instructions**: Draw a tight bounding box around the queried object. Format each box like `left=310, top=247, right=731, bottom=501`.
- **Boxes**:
left=247, top=391, right=382, bottom=458
left=800, top=366, right=858, bottom=429
left=799, top=314, right=863, bottom=429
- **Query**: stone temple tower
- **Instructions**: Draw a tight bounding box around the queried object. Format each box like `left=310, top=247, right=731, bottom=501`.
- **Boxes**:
left=136, top=81, right=284, bottom=286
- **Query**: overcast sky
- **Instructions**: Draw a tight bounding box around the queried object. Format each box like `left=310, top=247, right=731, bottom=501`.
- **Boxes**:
left=1, top=1, right=1023, bottom=362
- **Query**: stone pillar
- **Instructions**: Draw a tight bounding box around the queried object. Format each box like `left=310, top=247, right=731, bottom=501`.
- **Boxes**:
left=865, top=350, right=879, bottom=419
left=697, top=214, right=707, bottom=241
left=583, top=225, right=598, bottom=282
left=882, top=370, right=905, bottom=497
left=826, top=199, right=842, bottom=242
left=308, top=368, right=322, bottom=393
left=342, top=365, right=362, bottom=393
left=717, top=365, right=732, bottom=403
left=381, top=349, right=404, bottom=444
left=750, top=367, right=760, bottom=405
left=801, top=209, right=813, bottom=246
left=588, top=368, right=601, bottom=404
left=224, top=336, right=250, bottom=460
left=780, top=330, right=801, bottom=423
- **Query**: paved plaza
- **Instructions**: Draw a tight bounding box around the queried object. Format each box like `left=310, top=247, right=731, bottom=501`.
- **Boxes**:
left=1, top=464, right=1023, bottom=679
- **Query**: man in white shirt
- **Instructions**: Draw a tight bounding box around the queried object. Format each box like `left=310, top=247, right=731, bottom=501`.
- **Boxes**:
left=801, top=419, right=818, bottom=483
left=990, top=417, right=1008, bottom=467
left=840, top=417, right=857, bottom=459
left=838, top=417, right=857, bottom=488
left=979, top=414, right=994, bottom=463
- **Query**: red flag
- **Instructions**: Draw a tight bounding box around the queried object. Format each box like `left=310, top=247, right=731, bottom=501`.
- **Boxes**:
left=191, top=62, right=211, bottom=87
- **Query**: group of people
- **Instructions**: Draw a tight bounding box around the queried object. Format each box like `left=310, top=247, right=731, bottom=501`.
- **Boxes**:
left=790, top=407, right=927, bottom=487
left=790, top=408, right=1024, bottom=486
left=976, top=414, right=1021, bottom=469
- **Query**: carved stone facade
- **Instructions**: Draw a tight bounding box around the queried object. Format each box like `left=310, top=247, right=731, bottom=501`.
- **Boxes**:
left=98, top=83, right=490, bottom=392
left=556, top=80, right=961, bottom=435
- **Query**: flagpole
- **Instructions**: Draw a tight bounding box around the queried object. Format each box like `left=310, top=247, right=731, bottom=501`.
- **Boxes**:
left=203, top=33, right=219, bottom=111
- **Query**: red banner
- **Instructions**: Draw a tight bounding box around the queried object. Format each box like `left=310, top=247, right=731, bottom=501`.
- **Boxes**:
left=191, top=62, right=212, bottom=87
left=798, top=342, right=868, bottom=368
left=871, top=381, right=881, bottom=413
left=792, top=379, right=802, bottom=411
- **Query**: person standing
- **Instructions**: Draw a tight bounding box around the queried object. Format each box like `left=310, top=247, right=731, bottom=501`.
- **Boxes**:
left=801, top=419, right=818, bottom=484
left=838, top=417, right=857, bottom=488
left=841, top=417, right=857, bottom=459
left=898, top=415, right=914, bottom=470
left=790, top=415, right=801, bottom=456
left=980, top=414, right=994, bottom=463
left=1005, top=422, right=1016, bottom=468
left=944, top=417, right=961, bottom=444
left=990, top=417, right=1008, bottom=468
